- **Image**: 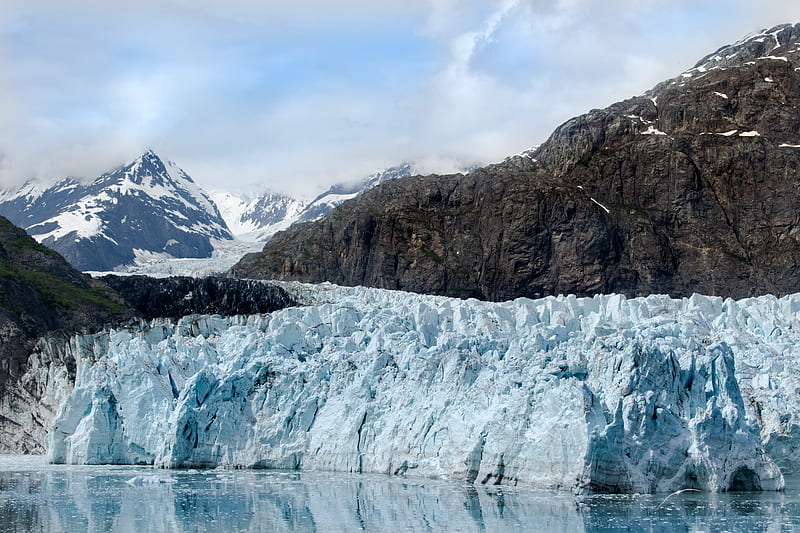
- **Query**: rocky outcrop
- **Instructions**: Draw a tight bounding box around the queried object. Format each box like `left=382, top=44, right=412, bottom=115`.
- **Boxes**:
left=232, top=23, right=800, bottom=301
left=0, top=216, right=131, bottom=452
left=98, top=275, right=296, bottom=319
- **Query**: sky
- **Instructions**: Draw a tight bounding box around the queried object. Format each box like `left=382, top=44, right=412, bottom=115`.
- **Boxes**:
left=2, top=1, right=800, bottom=199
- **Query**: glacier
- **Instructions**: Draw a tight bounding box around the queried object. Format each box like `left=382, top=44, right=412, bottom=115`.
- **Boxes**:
left=45, top=282, right=800, bottom=493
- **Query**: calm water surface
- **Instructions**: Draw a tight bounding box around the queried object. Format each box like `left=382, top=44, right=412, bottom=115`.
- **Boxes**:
left=0, top=456, right=799, bottom=532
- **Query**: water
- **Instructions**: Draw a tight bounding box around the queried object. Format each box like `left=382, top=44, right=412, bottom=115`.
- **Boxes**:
left=1, top=456, right=799, bottom=532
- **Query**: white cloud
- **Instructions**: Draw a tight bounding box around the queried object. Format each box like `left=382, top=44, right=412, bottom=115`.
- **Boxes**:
left=3, top=1, right=800, bottom=196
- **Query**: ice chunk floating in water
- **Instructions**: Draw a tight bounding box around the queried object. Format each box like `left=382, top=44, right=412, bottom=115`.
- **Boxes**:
left=47, top=283, right=800, bottom=493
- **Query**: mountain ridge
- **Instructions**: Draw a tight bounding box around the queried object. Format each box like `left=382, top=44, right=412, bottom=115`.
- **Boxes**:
left=213, top=164, right=417, bottom=241
left=231, top=23, right=800, bottom=301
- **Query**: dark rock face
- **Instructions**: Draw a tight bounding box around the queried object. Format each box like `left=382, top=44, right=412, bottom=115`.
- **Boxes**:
left=232, top=23, right=800, bottom=301
left=234, top=173, right=625, bottom=300
left=0, top=217, right=130, bottom=369
left=98, top=275, right=296, bottom=320
left=0, top=216, right=131, bottom=452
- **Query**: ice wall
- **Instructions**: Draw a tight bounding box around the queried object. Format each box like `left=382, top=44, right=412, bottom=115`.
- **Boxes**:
left=47, top=283, right=800, bottom=493
left=0, top=334, right=102, bottom=454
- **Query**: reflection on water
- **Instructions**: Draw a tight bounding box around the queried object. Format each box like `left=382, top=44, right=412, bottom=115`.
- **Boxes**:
left=0, top=456, right=799, bottom=532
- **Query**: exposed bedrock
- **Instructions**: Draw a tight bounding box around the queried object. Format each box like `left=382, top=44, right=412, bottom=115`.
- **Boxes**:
left=97, top=275, right=297, bottom=319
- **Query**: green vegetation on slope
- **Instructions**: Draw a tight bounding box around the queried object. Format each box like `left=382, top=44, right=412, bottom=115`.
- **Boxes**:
left=0, top=216, right=124, bottom=312
left=0, top=258, right=125, bottom=312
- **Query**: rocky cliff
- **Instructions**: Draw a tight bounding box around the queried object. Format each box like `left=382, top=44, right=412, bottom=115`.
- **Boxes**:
left=232, top=23, right=800, bottom=301
left=0, top=216, right=130, bottom=452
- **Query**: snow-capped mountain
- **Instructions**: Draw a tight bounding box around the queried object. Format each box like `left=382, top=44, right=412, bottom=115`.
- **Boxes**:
left=210, top=190, right=306, bottom=239
left=212, top=164, right=415, bottom=241
left=295, top=163, right=415, bottom=224
left=0, top=150, right=232, bottom=271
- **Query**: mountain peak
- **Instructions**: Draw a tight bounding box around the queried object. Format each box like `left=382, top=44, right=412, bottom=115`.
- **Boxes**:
left=684, top=22, right=800, bottom=76
left=129, top=149, right=170, bottom=174
left=0, top=153, right=232, bottom=271
left=140, top=149, right=161, bottom=161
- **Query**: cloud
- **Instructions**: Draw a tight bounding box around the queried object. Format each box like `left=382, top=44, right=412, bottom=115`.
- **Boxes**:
left=413, top=0, right=800, bottom=160
left=2, top=1, right=800, bottom=196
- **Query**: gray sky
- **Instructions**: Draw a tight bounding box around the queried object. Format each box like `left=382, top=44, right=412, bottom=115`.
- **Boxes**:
left=2, top=1, right=800, bottom=198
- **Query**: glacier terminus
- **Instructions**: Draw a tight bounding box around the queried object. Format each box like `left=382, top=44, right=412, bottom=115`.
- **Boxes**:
left=42, top=282, right=800, bottom=494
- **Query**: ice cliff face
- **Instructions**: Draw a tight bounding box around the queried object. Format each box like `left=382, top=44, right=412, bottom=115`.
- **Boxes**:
left=46, top=283, right=799, bottom=493
left=0, top=216, right=132, bottom=452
